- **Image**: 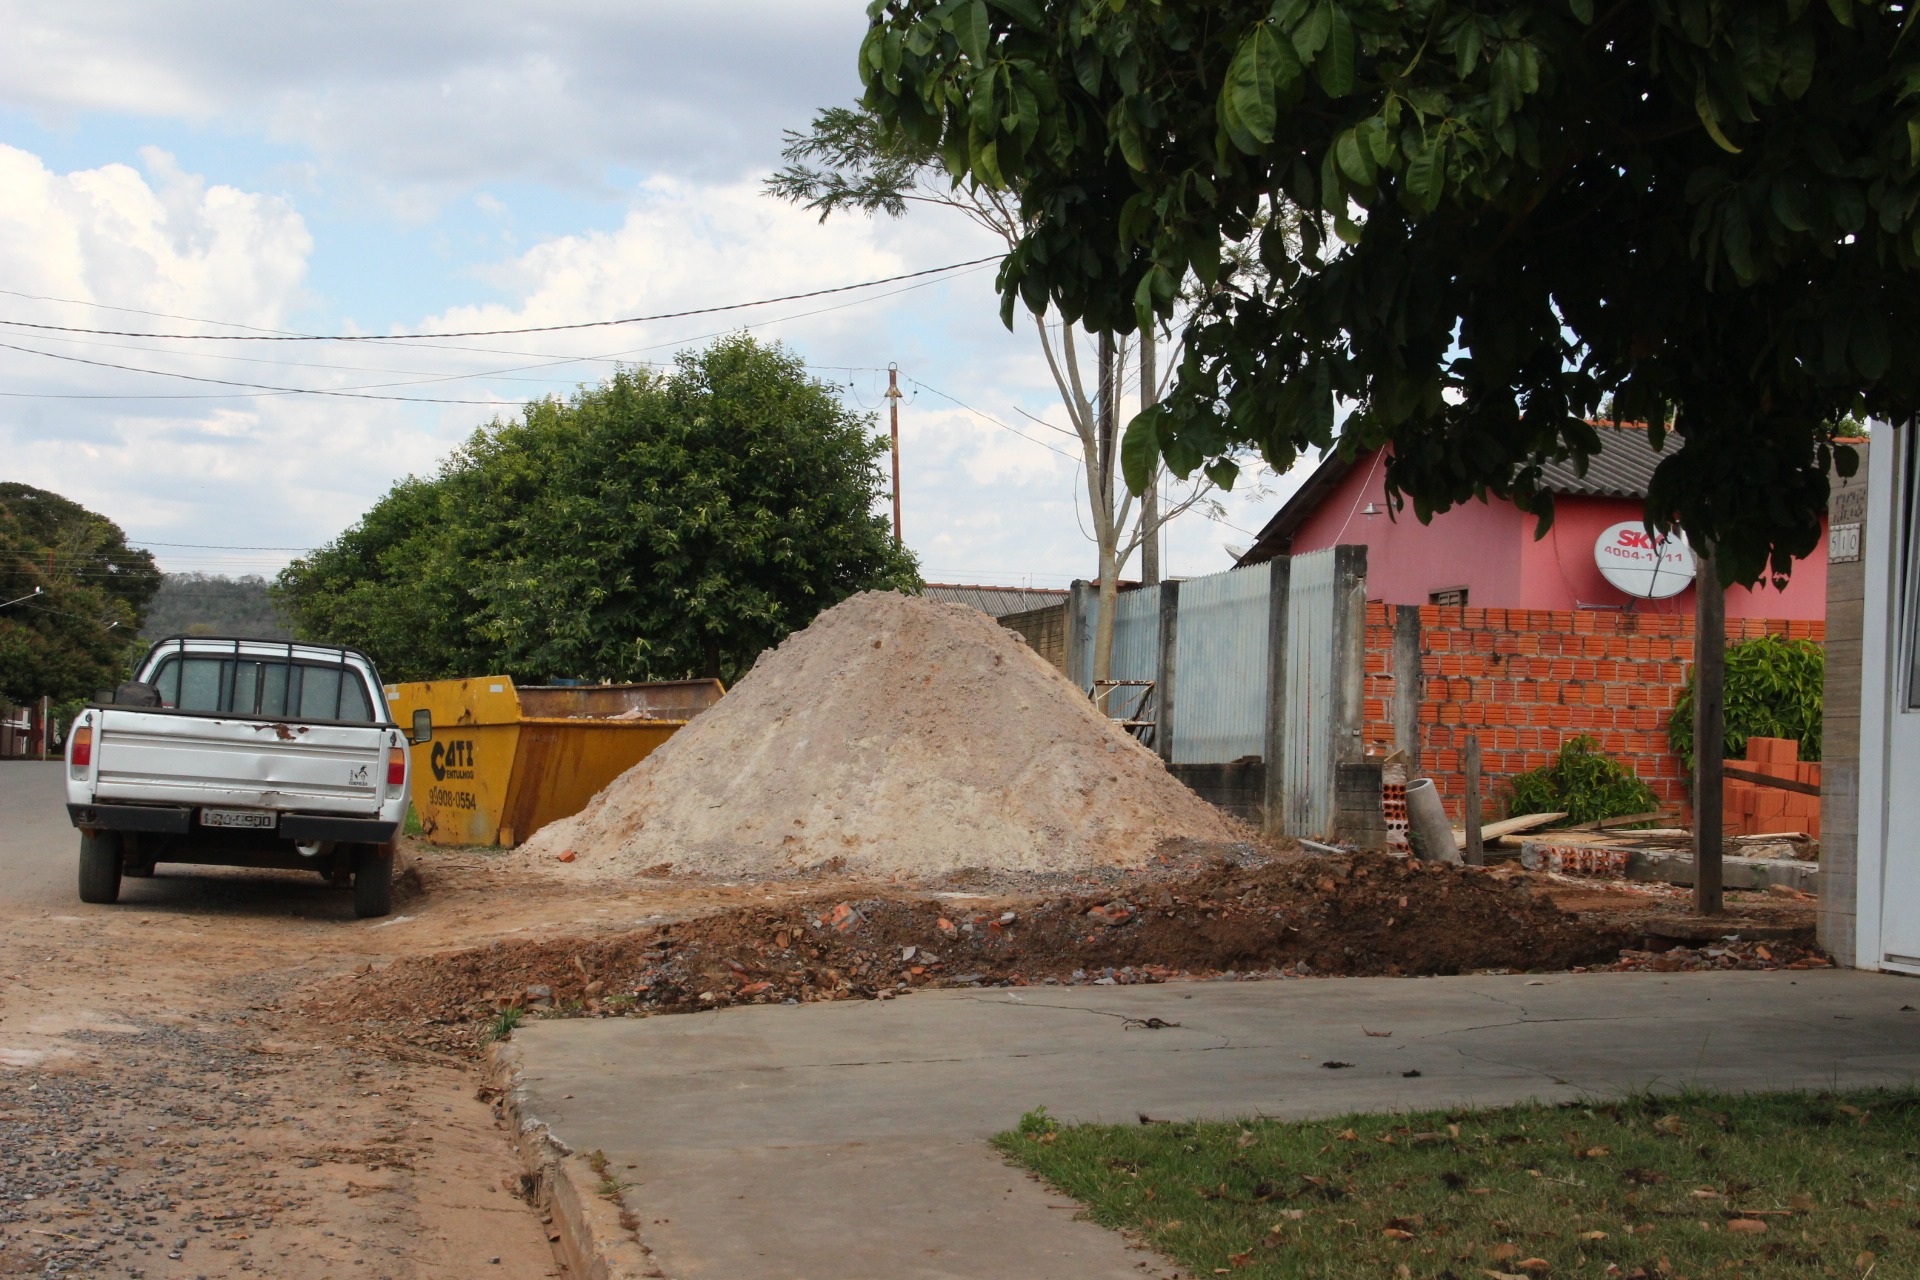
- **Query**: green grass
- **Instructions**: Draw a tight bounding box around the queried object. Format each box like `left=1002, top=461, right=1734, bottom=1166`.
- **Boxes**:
left=403, top=803, right=424, bottom=837
left=482, top=1006, right=524, bottom=1042
left=995, top=1090, right=1920, bottom=1279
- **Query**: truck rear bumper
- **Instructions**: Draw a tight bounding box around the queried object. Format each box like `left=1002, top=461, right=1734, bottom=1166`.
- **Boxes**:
left=68, top=804, right=397, bottom=846
left=67, top=803, right=191, bottom=834
left=280, top=814, right=399, bottom=844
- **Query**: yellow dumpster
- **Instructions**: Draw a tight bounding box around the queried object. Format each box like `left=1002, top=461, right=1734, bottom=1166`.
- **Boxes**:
left=383, top=676, right=724, bottom=846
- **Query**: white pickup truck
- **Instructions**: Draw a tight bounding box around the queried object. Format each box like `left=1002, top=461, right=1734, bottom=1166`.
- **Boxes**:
left=64, top=636, right=427, bottom=918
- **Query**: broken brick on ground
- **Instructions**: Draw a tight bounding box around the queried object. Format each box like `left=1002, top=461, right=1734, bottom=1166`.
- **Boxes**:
left=309, top=852, right=1764, bottom=1037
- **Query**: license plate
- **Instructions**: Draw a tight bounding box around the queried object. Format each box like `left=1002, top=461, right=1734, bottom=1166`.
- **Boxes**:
left=201, top=809, right=277, bottom=830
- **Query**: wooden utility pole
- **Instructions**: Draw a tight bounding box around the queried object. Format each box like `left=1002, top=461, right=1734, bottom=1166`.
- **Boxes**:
left=1692, top=543, right=1726, bottom=914
left=885, top=363, right=903, bottom=544
left=1463, top=733, right=1485, bottom=866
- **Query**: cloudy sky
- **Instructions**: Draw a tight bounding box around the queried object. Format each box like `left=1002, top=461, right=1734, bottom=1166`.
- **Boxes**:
left=0, top=1, right=1299, bottom=588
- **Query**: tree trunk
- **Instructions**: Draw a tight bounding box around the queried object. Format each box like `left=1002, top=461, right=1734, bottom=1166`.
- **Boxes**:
left=1091, top=332, right=1119, bottom=686
left=1140, top=328, right=1160, bottom=586
left=1693, top=543, right=1725, bottom=915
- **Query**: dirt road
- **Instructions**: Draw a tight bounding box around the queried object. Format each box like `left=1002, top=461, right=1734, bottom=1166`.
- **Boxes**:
left=0, top=763, right=864, bottom=1279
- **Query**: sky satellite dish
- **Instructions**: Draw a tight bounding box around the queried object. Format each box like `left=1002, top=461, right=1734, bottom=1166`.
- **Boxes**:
left=1594, top=522, right=1696, bottom=599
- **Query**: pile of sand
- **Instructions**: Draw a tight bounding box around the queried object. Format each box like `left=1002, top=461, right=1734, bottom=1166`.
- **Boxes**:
left=521, top=591, right=1247, bottom=878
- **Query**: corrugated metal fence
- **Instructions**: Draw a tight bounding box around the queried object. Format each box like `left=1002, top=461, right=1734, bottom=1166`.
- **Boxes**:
left=1075, top=585, right=1161, bottom=722
left=1280, top=551, right=1338, bottom=837
left=1073, top=547, right=1363, bottom=838
left=1168, top=563, right=1270, bottom=765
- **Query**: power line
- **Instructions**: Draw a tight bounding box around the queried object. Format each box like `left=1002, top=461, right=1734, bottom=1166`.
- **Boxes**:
left=0, top=268, right=987, bottom=403
left=0, top=338, right=515, bottom=404
left=0, top=256, right=1000, bottom=343
left=908, top=380, right=1084, bottom=464
left=134, top=541, right=313, bottom=551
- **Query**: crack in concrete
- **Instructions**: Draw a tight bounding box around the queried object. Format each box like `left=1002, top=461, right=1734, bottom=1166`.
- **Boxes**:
left=960, top=993, right=1237, bottom=1051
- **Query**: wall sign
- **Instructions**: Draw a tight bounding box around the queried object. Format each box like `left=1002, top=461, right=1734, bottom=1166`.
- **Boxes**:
left=1830, top=522, right=1863, bottom=564
left=1594, top=522, right=1697, bottom=599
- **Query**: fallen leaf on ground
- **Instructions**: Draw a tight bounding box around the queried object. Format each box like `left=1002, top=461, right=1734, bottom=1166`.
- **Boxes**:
left=1727, top=1218, right=1768, bottom=1234
left=1490, top=1243, right=1521, bottom=1261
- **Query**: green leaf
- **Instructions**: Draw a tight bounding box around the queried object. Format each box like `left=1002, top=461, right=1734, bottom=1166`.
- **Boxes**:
left=1292, top=0, right=1331, bottom=61
left=1335, top=128, right=1376, bottom=187
left=1111, top=101, right=1148, bottom=170
left=1569, top=0, right=1594, bottom=21
left=1405, top=136, right=1447, bottom=212
left=1120, top=408, right=1161, bottom=495
left=1826, top=0, right=1854, bottom=26
left=1770, top=178, right=1811, bottom=233
left=1695, top=81, right=1743, bottom=153
left=952, top=0, right=991, bottom=61
left=1359, top=115, right=1394, bottom=168
left=1779, top=27, right=1815, bottom=98
left=1316, top=6, right=1355, bottom=97
left=1205, top=458, right=1241, bottom=491
left=983, top=0, right=1044, bottom=31
left=1223, top=26, right=1290, bottom=150
left=1851, top=316, right=1891, bottom=380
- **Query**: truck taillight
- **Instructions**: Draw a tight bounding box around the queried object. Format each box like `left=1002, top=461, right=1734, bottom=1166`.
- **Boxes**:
left=70, top=725, right=92, bottom=769
left=387, top=746, right=407, bottom=786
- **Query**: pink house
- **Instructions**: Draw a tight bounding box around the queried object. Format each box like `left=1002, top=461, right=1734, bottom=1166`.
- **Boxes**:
left=1236, top=425, right=1827, bottom=620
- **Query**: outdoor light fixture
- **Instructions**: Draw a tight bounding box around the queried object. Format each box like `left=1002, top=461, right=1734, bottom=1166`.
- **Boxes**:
left=1361, top=501, right=1382, bottom=517
left=0, top=585, right=43, bottom=609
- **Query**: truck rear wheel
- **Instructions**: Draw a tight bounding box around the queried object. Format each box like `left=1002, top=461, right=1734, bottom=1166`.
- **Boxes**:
left=352, top=843, right=394, bottom=919
left=78, top=832, right=123, bottom=904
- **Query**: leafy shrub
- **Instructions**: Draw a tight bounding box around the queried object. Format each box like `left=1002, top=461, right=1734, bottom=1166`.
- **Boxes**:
left=1668, top=634, right=1823, bottom=771
left=1508, top=735, right=1659, bottom=827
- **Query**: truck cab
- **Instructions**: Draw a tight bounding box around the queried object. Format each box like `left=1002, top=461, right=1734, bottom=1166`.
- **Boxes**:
left=64, top=637, right=421, bottom=917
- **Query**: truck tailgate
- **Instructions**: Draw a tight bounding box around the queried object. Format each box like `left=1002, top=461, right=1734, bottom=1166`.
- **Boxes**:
left=92, top=711, right=389, bottom=814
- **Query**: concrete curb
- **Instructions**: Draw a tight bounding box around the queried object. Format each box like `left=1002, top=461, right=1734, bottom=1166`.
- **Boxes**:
left=487, top=1040, right=663, bottom=1280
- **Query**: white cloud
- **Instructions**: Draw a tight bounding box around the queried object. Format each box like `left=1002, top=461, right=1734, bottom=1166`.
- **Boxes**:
left=0, top=137, right=1293, bottom=588
left=0, top=146, right=484, bottom=566
left=0, top=1, right=870, bottom=197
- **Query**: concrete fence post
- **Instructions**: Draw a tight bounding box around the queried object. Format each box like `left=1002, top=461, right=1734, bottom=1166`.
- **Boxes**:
left=1392, top=603, right=1423, bottom=771
left=1155, top=580, right=1180, bottom=763
left=1331, top=545, right=1369, bottom=767
left=1261, top=557, right=1292, bottom=837
left=1066, top=579, right=1092, bottom=692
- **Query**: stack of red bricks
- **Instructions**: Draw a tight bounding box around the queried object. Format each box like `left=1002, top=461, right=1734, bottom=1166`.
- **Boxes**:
left=1363, top=603, right=1824, bottom=822
left=1724, top=736, right=1820, bottom=839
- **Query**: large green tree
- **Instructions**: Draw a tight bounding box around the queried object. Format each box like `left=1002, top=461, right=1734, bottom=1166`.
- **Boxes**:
left=277, top=334, right=920, bottom=683
left=0, top=483, right=159, bottom=706
left=856, top=0, right=1920, bottom=585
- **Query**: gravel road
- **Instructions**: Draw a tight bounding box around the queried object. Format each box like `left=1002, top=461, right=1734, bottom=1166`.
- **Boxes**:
left=0, top=763, right=562, bottom=1279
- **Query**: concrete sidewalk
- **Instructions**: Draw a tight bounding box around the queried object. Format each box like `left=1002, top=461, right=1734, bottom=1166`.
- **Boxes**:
left=503, top=969, right=1920, bottom=1280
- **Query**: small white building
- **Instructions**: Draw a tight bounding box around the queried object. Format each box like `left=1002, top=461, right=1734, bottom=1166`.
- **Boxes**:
left=1844, top=425, right=1920, bottom=972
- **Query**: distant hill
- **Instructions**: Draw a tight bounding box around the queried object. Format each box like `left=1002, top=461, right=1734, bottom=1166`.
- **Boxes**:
left=141, top=573, right=293, bottom=642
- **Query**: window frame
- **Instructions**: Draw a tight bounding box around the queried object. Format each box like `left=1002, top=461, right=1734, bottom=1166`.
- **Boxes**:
left=143, top=646, right=383, bottom=725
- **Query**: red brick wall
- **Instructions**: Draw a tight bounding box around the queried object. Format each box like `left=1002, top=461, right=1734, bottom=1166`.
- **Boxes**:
left=1363, top=604, right=1825, bottom=820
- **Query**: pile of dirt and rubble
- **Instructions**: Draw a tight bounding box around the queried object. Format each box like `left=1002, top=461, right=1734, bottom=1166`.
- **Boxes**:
left=309, top=852, right=1640, bottom=1031
left=521, top=591, right=1247, bottom=879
